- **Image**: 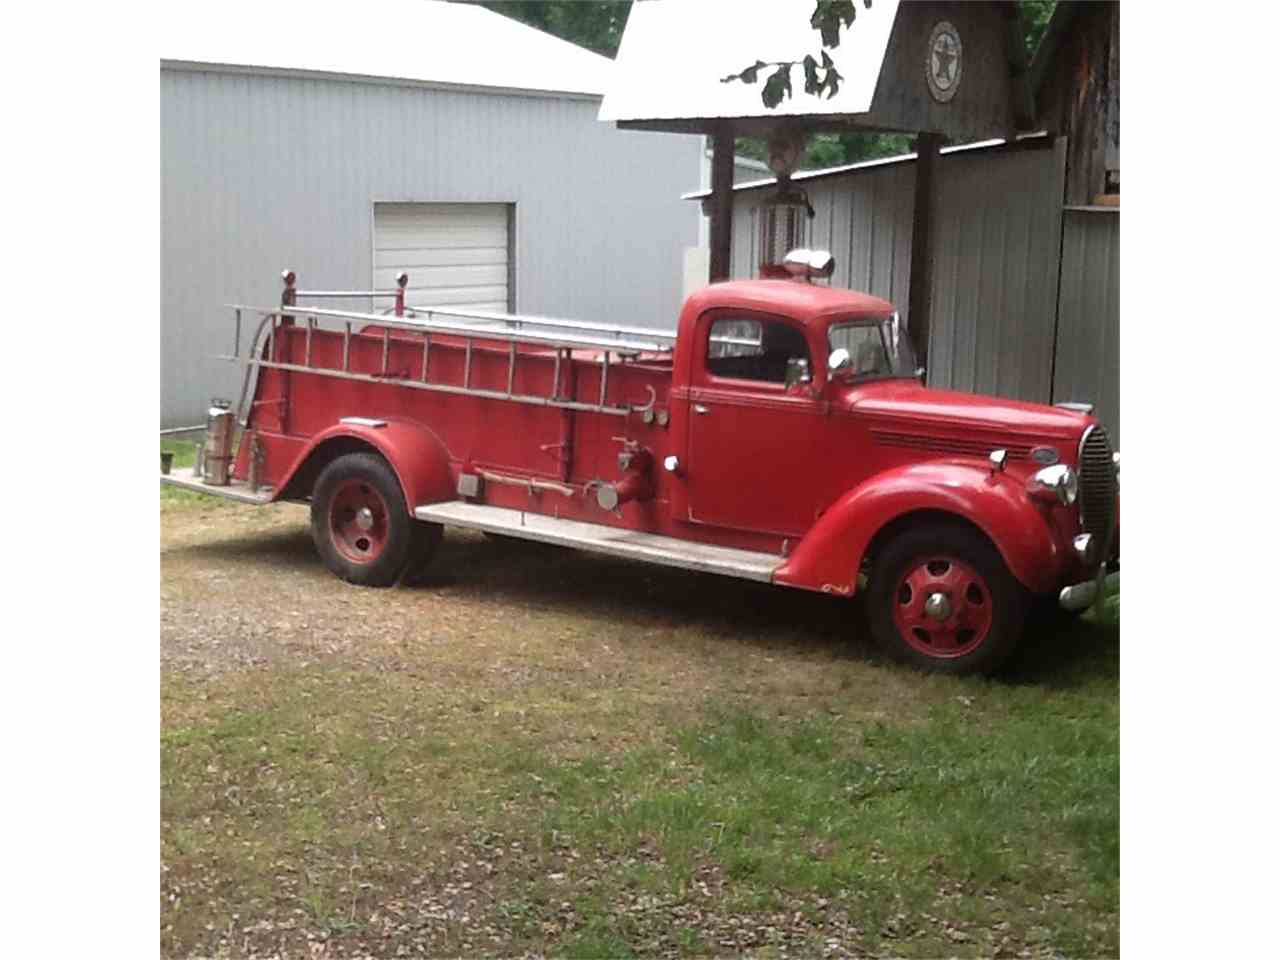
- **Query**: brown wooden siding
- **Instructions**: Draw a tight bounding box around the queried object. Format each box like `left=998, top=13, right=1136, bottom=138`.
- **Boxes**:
left=1035, top=2, right=1119, bottom=205
left=862, top=1, right=1017, bottom=141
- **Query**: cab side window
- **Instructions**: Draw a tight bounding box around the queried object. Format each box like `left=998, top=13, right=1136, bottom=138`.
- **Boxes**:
left=707, top=316, right=810, bottom=384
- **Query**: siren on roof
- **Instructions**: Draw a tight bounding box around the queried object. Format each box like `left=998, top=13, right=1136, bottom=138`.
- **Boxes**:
left=757, top=130, right=816, bottom=278
left=782, top=249, right=836, bottom=282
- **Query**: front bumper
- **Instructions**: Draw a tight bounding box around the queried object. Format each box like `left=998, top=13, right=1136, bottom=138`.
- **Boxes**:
left=1059, top=569, right=1120, bottom=612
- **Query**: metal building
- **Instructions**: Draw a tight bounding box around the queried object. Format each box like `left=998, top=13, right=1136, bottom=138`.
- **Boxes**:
left=685, top=135, right=1120, bottom=444
left=160, top=0, right=701, bottom=427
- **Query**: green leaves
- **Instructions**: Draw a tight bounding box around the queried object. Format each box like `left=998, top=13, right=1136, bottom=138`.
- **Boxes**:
left=721, top=60, right=767, bottom=85
left=724, top=56, right=842, bottom=109
left=820, top=51, right=841, bottom=99
left=802, top=55, right=820, bottom=95
left=761, top=65, right=793, bottom=109
left=721, top=0, right=867, bottom=108
left=810, top=0, right=864, bottom=50
left=801, top=54, right=842, bottom=101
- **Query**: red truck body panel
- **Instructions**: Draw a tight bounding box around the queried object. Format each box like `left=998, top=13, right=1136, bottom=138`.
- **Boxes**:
left=225, top=276, right=1115, bottom=601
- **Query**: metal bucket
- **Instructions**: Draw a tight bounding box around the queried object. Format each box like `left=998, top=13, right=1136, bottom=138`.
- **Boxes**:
left=203, top=400, right=235, bottom=486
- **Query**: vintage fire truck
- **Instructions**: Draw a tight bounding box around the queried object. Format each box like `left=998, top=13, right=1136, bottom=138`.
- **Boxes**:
left=163, top=250, right=1118, bottom=675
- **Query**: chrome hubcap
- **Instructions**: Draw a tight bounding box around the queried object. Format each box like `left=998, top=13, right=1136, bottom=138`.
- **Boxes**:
left=355, top=506, right=375, bottom=532
left=923, top=591, right=952, bottom=622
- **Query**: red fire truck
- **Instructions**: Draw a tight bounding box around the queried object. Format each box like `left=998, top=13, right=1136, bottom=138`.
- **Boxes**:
left=163, top=250, right=1118, bottom=674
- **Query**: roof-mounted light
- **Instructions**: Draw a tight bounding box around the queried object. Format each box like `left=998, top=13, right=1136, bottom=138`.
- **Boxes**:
left=783, top=248, right=835, bottom=281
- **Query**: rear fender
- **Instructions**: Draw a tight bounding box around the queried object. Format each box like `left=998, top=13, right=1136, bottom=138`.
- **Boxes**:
left=276, top=419, right=455, bottom=514
left=774, top=461, right=1062, bottom=596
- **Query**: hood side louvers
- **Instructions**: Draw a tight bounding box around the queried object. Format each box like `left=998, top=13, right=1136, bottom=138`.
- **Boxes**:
left=870, top=430, right=1033, bottom=460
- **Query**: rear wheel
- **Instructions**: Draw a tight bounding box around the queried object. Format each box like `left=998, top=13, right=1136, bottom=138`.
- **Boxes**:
left=311, top=452, right=437, bottom=586
left=865, top=522, right=1027, bottom=675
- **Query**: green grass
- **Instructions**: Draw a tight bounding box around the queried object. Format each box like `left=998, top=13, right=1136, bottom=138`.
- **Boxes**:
left=507, top=694, right=1116, bottom=956
left=160, top=436, right=199, bottom=469
left=162, top=615, right=1118, bottom=956
left=160, top=436, right=242, bottom=507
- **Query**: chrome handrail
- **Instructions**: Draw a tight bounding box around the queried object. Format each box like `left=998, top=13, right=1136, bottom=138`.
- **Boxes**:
left=240, top=304, right=675, bottom=356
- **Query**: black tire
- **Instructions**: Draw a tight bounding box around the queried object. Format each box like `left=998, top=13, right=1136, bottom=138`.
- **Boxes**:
left=310, top=452, right=426, bottom=587
left=865, top=521, right=1028, bottom=676
left=407, top=518, right=444, bottom=577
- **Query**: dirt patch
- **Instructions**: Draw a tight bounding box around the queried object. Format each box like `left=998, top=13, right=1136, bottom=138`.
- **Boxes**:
left=160, top=498, right=890, bottom=701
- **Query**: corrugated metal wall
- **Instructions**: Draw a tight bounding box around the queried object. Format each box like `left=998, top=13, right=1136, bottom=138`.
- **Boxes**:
left=1053, top=210, right=1120, bottom=445
left=927, top=142, right=1065, bottom=403
left=725, top=140, right=1119, bottom=439
left=161, top=66, right=701, bottom=426
left=728, top=161, right=916, bottom=317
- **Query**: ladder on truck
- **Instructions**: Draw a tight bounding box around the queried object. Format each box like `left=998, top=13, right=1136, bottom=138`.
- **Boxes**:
left=222, top=270, right=677, bottom=426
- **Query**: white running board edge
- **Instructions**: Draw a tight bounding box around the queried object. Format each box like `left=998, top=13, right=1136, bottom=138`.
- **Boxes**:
left=415, top=501, right=780, bottom=583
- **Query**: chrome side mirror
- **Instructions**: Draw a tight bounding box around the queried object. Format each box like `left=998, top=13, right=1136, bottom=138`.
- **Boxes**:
left=784, top=357, right=812, bottom=389
left=828, top=347, right=852, bottom=378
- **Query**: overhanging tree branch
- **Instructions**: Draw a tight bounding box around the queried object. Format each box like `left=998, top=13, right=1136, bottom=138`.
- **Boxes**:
left=721, top=0, right=873, bottom=109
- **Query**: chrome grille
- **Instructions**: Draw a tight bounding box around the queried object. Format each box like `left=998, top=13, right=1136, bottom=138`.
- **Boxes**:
left=1077, top=424, right=1116, bottom=554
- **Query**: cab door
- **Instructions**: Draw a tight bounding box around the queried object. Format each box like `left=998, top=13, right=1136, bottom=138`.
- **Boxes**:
left=685, top=310, right=827, bottom=537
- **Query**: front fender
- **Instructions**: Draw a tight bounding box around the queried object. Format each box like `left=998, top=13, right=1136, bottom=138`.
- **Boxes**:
left=276, top=419, right=455, bottom=514
left=774, top=461, right=1063, bottom=596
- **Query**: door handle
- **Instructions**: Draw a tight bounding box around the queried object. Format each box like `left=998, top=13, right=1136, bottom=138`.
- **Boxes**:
left=693, top=404, right=709, bottom=415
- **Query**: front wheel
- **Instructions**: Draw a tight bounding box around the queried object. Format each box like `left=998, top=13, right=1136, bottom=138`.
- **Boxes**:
left=311, top=452, right=436, bottom=586
left=865, top=522, right=1027, bottom=675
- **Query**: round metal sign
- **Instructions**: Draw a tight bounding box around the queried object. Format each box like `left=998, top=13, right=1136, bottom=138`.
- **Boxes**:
left=926, top=21, right=962, bottom=103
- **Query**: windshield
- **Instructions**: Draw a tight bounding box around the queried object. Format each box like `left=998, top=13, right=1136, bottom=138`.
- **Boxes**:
left=827, top=314, right=918, bottom=381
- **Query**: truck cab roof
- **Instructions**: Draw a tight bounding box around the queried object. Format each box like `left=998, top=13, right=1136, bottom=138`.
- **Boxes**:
left=683, top=279, right=897, bottom=326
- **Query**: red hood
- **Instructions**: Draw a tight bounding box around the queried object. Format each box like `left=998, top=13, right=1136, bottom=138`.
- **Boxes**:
left=838, top=380, right=1090, bottom=443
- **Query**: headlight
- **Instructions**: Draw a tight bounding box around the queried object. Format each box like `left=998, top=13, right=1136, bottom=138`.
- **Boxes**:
left=1027, top=464, right=1078, bottom=506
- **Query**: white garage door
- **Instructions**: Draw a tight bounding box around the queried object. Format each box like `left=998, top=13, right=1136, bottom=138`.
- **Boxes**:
left=373, top=203, right=511, bottom=312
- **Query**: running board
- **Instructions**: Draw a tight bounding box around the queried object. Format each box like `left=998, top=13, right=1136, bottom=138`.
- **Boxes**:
left=415, top=501, right=780, bottom=583
left=160, top=467, right=275, bottom=505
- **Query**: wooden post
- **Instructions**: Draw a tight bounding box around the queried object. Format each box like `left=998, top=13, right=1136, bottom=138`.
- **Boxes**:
left=708, top=123, right=735, bottom=282
left=908, top=133, right=942, bottom=372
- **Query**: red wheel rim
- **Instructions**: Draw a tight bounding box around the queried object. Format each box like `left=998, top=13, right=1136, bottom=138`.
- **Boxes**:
left=891, top=555, right=993, bottom=659
left=328, top=479, right=391, bottom=565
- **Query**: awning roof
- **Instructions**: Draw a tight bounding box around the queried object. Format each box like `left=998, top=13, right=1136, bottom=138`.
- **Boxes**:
left=598, top=0, right=901, bottom=129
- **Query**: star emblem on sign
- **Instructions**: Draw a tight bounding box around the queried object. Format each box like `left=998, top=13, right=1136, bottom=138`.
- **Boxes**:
left=932, top=35, right=958, bottom=87
left=926, top=21, right=962, bottom=103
